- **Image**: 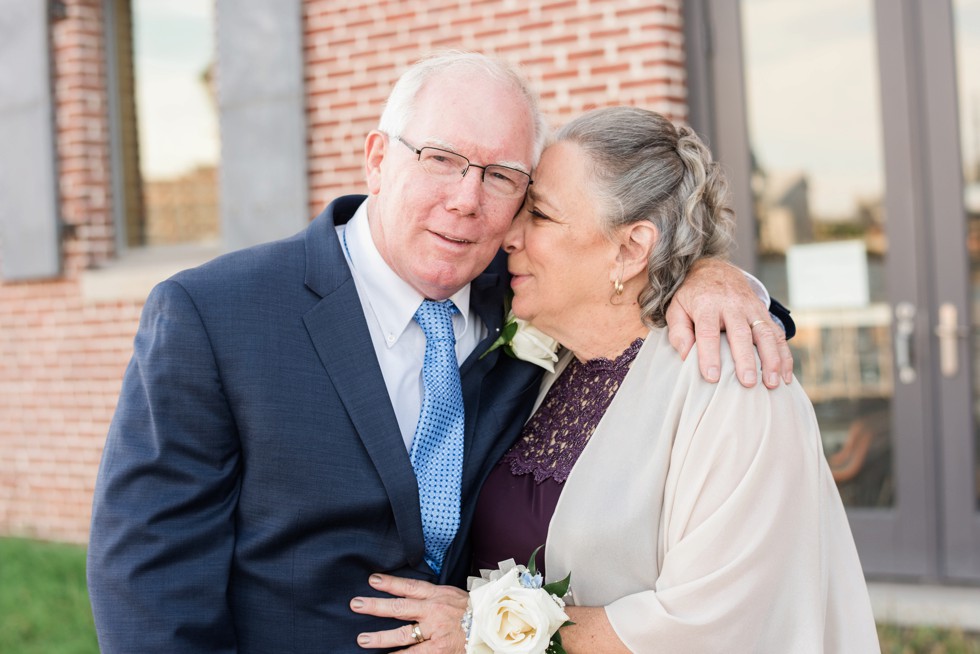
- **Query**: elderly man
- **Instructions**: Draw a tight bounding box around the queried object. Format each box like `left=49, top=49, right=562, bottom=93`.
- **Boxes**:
left=87, top=52, right=792, bottom=653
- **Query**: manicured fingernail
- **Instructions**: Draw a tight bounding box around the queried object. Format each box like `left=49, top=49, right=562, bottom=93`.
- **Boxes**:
left=369, top=574, right=383, bottom=585
left=741, top=370, right=756, bottom=385
left=351, top=598, right=364, bottom=609
left=358, top=634, right=371, bottom=645
left=707, top=366, right=719, bottom=382
left=767, top=372, right=779, bottom=387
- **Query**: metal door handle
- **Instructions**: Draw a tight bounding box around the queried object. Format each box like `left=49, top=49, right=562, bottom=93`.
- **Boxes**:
left=934, top=302, right=967, bottom=378
left=895, top=302, right=916, bottom=384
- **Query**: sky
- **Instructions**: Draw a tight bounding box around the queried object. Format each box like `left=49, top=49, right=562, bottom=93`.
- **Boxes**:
left=741, top=0, right=884, bottom=221
left=133, top=0, right=218, bottom=180
left=742, top=0, right=979, bottom=220
left=957, top=0, right=980, bottom=201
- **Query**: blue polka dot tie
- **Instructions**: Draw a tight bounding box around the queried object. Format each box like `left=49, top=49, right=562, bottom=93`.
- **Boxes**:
left=411, top=299, right=464, bottom=574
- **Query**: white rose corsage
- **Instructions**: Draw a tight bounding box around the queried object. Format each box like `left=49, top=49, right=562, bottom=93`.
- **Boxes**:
left=461, top=548, right=573, bottom=654
left=481, top=310, right=560, bottom=373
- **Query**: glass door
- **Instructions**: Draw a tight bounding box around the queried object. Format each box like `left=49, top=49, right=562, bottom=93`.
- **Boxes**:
left=687, top=0, right=980, bottom=580
left=928, top=0, right=980, bottom=581
left=740, top=0, right=896, bottom=514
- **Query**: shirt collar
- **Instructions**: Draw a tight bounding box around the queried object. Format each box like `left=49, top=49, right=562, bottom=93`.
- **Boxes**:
left=343, top=200, right=473, bottom=347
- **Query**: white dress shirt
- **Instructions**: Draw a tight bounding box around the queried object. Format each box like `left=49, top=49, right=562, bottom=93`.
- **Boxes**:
left=337, top=201, right=488, bottom=450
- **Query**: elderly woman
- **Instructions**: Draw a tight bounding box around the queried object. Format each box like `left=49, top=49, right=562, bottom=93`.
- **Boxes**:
left=352, top=107, right=879, bottom=652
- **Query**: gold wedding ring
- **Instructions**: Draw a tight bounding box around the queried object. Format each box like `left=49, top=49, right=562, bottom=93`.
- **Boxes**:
left=411, top=622, right=425, bottom=644
left=749, top=319, right=766, bottom=330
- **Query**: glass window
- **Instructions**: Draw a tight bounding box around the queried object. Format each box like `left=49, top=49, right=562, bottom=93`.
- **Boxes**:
left=953, top=0, right=980, bottom=510
left=112, top=0, right=219, bottom=248
left=741, top=0, right=894, bottom=507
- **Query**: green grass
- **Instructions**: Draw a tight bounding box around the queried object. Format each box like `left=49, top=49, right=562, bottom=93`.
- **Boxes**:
left=878, top=624, right=980, bottom=654
left=0, top=537, right=99, bottom=654
left=2, top=536, right=980, bottom=653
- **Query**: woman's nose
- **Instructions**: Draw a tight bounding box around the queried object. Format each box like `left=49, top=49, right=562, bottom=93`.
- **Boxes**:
left=503, top=210, right=527, bottom=253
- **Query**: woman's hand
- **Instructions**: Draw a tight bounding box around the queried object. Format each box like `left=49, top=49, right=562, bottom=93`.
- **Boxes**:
left=351, top=574, right=469, bottom=652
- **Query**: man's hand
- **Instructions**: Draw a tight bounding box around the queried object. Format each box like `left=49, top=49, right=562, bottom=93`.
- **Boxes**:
left=666, top=258, right=793, bottom=389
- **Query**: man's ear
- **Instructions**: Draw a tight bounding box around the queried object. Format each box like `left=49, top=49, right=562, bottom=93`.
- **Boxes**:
left=621, top=221, right=659, bottom=279
left=364, top=131, right=387, bottom=196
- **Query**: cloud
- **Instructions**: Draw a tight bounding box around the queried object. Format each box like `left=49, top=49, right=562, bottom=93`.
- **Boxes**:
left=135, top=0, right=212, bottom=22
left=136, top=68, right=218, bottom=179
left=742, top=0, right=884, bottom=218
left=132, top=1, right=217, bottom=178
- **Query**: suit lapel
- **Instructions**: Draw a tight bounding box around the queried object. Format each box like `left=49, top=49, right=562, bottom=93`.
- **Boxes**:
left=460, top=262, right=507, bottom=464
left=303, top=215, right=517, bottom=577
left=302, top=197, right=425, bottom=567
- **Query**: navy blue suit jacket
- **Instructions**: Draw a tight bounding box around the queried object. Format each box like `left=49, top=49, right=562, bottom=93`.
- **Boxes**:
left=87, top=196, right=544, bottom=652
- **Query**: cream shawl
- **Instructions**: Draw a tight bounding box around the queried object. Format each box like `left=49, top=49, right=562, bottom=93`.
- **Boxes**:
left=542, top=329, right=879, bottom=653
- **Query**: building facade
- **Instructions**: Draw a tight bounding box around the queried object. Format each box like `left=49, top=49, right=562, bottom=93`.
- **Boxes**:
left=1, top=0, right=978, bottom=587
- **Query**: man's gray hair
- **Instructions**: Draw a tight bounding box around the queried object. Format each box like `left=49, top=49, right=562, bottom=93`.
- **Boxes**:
left=378, top=51, right=550, bottom=165
left=554, top=106, right=735, bottom=327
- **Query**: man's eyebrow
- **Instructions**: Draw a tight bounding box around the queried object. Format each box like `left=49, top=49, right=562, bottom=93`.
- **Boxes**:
left=497, top=160, right=530, bottom=175
left=424, top=137, right=457, bottom=151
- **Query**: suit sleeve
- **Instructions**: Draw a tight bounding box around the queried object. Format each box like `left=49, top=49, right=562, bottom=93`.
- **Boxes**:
left=769, top=297, right=795, bottom=339
left=740, top=269, right=795, bottom=338
left=87, top=280, right=240, bottom=653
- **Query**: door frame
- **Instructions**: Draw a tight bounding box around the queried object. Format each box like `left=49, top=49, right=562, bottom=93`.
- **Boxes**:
left=683, top=0, right=966, bottom=580
left=918, top=0, right=980, bottom=582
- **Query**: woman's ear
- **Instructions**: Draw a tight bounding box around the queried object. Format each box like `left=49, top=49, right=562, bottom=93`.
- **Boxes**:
left=620, top=222, right=658, bottom=278
left=364, top=131, right=387, bottom=195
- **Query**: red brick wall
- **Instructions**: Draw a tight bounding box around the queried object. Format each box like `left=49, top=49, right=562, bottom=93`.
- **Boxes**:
left=0, top=282, right=140, bottom=543
left=304, top=0, right=687, bottom=215
left=0, top=0, right=140, bottom=543
left=55, top=0, right=115, bottom=275
left=0, top=0, right=687, bottom=544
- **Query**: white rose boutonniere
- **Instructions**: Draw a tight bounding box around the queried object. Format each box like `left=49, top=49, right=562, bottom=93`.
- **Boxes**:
left=481, top=310, right=560, bottom=373
left=462, top=548, right=572, bottom=654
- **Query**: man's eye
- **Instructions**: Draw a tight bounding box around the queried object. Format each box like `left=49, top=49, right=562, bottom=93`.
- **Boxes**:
left=529, top=209, right=551, bottom=221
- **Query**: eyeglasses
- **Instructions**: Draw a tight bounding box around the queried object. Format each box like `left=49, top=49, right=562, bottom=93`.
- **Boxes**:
left=395, top=136, right=532, bottom=199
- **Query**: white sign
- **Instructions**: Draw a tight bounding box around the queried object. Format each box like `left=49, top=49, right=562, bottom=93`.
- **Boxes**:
left=786, top=240, right=869, bottom=310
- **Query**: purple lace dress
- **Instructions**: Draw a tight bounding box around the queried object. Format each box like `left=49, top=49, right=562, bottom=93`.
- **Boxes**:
left=470, top=338, right=643, bottom=577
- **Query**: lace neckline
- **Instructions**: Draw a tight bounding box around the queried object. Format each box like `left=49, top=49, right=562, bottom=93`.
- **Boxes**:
left=502, top=337, right=645, bottom=484
left=574, top=337, right=645, bottom=373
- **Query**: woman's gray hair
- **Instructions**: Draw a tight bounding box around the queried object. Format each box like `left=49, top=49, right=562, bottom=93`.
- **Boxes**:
left=554, top=106, right=735, bottom=327
left=378, top=51, right=550, bottom=165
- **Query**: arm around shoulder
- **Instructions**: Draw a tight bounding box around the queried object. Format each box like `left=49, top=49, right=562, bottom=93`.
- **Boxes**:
left=666, top=259, right=794, bottom=388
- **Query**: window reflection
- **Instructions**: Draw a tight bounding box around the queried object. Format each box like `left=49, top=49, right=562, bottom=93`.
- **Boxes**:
left=114, top=0, right=219, bottom=248
left=952, top=0, right=980, bottom=510
left=741, top=0, right=894, bottom=506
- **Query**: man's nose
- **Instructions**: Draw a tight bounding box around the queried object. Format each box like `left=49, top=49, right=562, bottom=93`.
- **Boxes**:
left=447, top=165, right=485, bottom=214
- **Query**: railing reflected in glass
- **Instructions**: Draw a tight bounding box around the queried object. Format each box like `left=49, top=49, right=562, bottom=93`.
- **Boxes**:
left=741, top=0, right=894, bottom=506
